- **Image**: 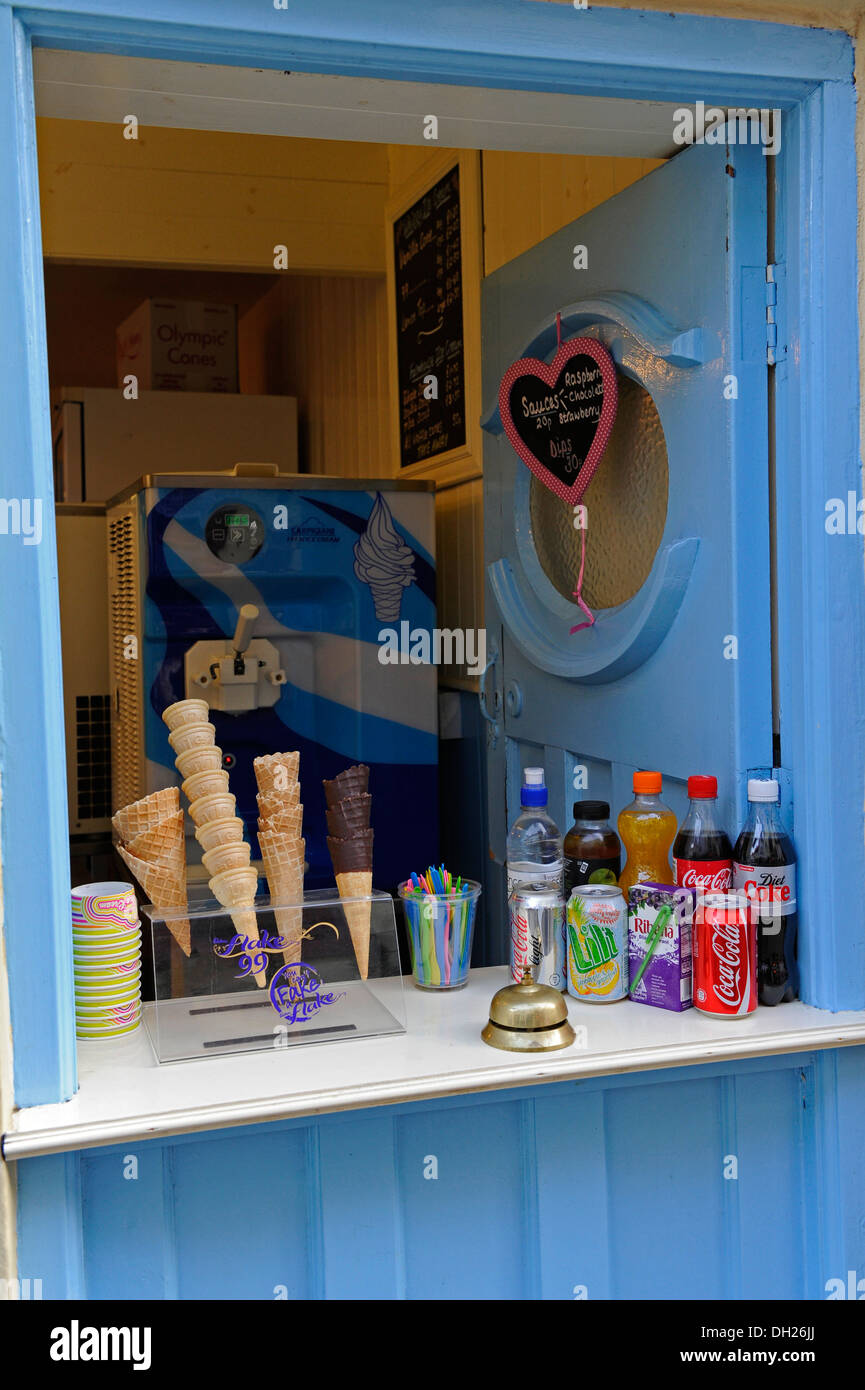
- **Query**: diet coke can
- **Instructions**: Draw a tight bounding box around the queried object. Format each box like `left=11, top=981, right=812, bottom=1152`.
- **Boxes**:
left=693, top=892, right=757, bottom=1017
left=509, top=882, right=566, bottom=991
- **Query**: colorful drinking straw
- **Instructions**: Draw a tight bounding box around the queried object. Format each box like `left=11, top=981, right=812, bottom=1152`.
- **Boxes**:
left=401, top=867, right=477, bottom=989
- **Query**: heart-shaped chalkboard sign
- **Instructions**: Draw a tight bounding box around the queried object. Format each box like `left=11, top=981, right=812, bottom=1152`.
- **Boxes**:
left=498, top=336, right=618, bottom=504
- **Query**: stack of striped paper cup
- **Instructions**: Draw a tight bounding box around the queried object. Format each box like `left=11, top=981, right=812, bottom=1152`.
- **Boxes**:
left=72, top=882, right=142, bottom=1038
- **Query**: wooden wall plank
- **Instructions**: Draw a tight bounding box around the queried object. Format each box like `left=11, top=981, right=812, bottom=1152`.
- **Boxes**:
left=394, top=1097, right=526, bottom=1299
left=534, top=1087, right=612, bottom=1300
left=482, top=149, right=664, bottom=274
left=318, top=1111, right=405, bottom=1299
left=605, top=1074, right=727, bottom=1299
left=170, top=1125, right=314, bottom=1299
left=79, top=1145, right=175, bottom=1299
left=280, top=274, right=391, bottom=476
left=732, top=1065, right=809, bottom=1298
left=37, top=119, right=389, bottom=273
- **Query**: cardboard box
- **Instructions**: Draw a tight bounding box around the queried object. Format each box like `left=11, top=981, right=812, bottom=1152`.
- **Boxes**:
left=116, top=299, right=237, bottom=392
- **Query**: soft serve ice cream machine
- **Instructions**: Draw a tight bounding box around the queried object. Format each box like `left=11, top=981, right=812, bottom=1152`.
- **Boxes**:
left=107, top=473, right=438, bottom=888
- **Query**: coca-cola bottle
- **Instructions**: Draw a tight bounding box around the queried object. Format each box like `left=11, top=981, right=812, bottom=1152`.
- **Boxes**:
left=732, top=779, right=797, bottom=1007
left=673, top=775, right=733, bottom=894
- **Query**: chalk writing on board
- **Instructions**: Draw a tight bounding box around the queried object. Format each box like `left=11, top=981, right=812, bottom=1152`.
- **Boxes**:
left=507, top=358, right=606, bottom=487
left=393, top=165, right=466, bottom=467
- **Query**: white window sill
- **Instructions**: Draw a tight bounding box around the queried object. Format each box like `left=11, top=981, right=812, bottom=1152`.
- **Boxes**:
left=5, top=966, right=865, bottom=1159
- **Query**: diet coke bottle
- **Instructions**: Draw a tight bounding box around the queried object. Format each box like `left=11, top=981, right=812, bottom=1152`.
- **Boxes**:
left=673, top=775, right=733, bottom=896
left=693, top=892, right=757, bottom=1017
left=732, top=779, right=798, bottom=1007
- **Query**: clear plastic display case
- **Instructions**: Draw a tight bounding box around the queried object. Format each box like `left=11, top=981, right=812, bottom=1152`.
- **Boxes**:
left=141, top=884, right=405, bottom=1062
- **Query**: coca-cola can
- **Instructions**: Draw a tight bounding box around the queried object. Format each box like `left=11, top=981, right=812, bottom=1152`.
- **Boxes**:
left=509, top=882, right=566, bottom=991
left=693, top=892, right=757, bottom=1017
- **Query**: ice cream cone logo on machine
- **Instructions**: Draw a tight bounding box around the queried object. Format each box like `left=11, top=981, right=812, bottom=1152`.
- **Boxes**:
left=353, top=493, right=416, bottom=623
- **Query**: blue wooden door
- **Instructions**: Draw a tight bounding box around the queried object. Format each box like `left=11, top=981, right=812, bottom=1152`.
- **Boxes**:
left=480, top=140, right=771, bottom=956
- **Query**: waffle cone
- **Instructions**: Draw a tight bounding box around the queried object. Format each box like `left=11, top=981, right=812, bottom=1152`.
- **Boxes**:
left=125, top=809, right=184, bottom=864
left=117, top=844, right=191, bottom=957
left=112, top=786, right=179, bottom=842
left=258, top=804, right=303, bottom=838
left=257, top=787, right=300, bottom=822
left=253, top=752, right=300, bottom=796
left=209, top=866, right=265, bottom=987
left=323, top=765, right=369, bottom=809
left=336, top=871, right=372, bottom=979
left=161, top=698, right=210, bottom=731
left=195, top=816, right=245, bottom=853
left=258, top=833, right=305, bottom=966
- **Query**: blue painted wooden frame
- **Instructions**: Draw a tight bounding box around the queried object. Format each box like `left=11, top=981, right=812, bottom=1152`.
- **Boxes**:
left=0, top=0, right=860, bottom=1104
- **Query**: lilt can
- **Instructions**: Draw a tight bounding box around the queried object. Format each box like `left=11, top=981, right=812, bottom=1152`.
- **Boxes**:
left=693, top=892, right=757, bottom=1017
left=509, top=883, right=566, bottom=991
left=567, top=884, right=628, bottom=1003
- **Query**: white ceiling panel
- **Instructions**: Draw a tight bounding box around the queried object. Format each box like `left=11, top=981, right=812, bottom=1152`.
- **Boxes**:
left=33, top=50, right=683, bottom=157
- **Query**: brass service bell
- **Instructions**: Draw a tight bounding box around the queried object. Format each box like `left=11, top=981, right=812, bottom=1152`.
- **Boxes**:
left=482, top=969, right=576, bottom=1052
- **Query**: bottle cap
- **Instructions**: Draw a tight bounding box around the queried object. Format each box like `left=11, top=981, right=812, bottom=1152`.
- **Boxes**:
left=633, top=770, right=662, bottom=795
left=687, top=775, right=717, bottom=798
left=572, top=800, right=610, bottom=820
left=747, top=778, right=779, bottom=803
left=521, top=767, right=548, bottom=807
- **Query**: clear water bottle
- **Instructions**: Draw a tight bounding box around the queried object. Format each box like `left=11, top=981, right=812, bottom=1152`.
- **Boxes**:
left=506, top=767, right=564, bottom=895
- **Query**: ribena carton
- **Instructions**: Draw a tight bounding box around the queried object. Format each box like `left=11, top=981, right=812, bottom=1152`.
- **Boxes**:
left=628, top=882, right=694, bottom=1012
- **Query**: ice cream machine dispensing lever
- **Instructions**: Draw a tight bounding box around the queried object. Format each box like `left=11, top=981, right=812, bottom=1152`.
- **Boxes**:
left=230, top=603, right=258, bottom=674
left=184, top=603, right=287, bottom=713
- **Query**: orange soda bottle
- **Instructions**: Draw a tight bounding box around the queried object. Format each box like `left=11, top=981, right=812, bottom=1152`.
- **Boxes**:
left=618, top=770, right=677, bottom=894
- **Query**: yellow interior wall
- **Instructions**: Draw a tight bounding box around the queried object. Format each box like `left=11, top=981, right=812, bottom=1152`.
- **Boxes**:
left=482, top=151, right=664, bottom=274
left=37, top=119, right=389, bottom=274
left=38, top=118, right=660, bottom=684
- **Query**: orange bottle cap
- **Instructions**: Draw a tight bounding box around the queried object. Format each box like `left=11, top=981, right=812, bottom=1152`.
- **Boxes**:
left=633, top=770, right=662, bottom=794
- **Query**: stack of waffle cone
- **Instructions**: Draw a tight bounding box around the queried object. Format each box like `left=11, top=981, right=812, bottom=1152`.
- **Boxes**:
left=254, top=753, right=304, bottom=966
left=112, top=789, right=191, bottom=955
left=159, top=700, right=264, bottom=984
left=323, top=766, right=373, bottom=979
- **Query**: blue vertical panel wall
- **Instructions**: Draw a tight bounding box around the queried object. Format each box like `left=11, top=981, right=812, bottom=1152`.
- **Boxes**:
left=16, top=1048, right=865, bottom=1300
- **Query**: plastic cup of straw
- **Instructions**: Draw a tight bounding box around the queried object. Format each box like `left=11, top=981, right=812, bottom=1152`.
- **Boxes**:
left=397, top=880, right=481, bottom=991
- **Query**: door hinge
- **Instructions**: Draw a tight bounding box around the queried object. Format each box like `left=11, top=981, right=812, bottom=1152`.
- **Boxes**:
left=766, top=263, right=786, bottom=366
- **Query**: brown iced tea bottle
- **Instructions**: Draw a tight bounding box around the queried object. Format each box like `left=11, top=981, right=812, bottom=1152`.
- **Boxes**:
left=563, top=800, right=622, bottom=897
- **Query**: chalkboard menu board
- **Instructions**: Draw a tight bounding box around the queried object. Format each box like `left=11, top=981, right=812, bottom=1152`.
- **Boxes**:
left=393, top=165, right=466, bottom=469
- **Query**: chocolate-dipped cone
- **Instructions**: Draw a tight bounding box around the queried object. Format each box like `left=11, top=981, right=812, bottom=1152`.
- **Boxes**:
left=326, top=793, right=371, bottom=838
left=327, top=830, right=373, bottom=875
left=323, top=764, right=369, bottom=809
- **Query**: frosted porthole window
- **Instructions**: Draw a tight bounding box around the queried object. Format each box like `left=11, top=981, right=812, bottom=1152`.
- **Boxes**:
left=530, top=374, right=668, bottom=610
